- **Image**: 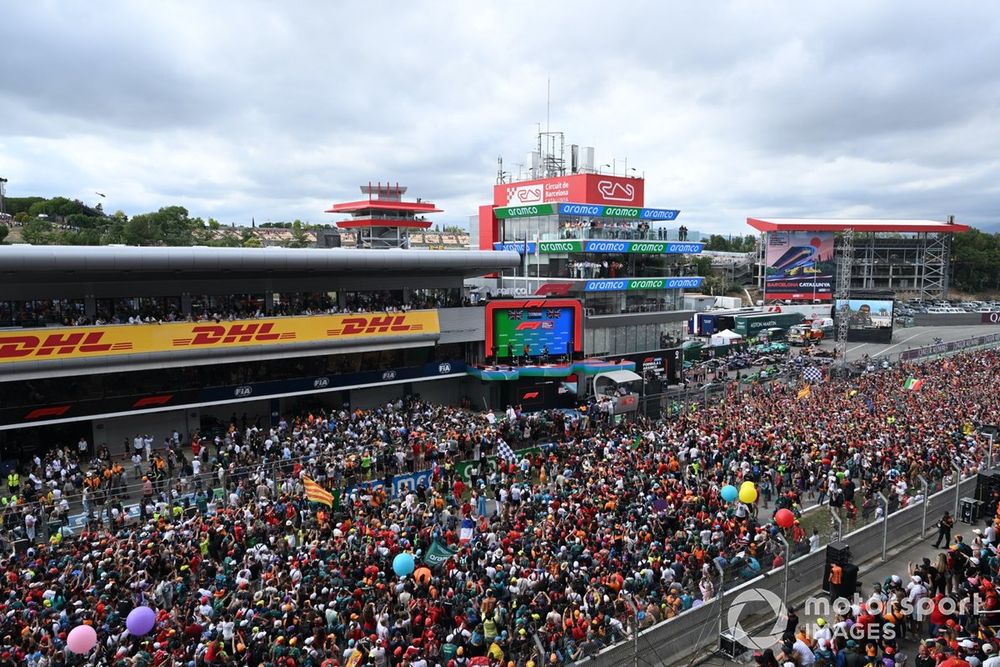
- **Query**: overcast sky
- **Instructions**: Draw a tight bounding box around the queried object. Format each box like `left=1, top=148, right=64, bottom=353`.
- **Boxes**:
left=1, top=1, right=999, bottom=233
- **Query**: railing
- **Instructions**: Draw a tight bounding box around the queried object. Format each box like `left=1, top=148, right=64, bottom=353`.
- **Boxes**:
left=579, top=472, right=981, bottom=667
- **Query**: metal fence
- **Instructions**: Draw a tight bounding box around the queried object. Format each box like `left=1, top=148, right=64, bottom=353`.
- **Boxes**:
left=578, top=473, right=981, bottom=667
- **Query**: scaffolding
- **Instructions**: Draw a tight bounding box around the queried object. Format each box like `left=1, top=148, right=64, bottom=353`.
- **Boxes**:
left=834, top=229, right=855, bottom=370
left=850, top=232, right=953, bottom=300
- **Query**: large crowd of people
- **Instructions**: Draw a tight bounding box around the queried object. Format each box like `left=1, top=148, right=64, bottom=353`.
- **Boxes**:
left=0, top=348, right=998, bottom=666
left=0, top=290, right=477, bottom=330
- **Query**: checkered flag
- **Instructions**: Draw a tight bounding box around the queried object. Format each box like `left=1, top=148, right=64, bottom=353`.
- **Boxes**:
left=496, top=440, right=518, bottom=463
left=802, top=366, right=823, bottom=384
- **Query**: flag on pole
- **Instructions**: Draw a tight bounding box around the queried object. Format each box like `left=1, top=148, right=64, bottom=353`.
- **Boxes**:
left=496, top=440, right=518, bottom=463
left=864, top=395, right=875, bottom=414
left=796, top=385, right=811, bottom=400
left=303, top=476, right=334, bottom=507
left=903, top=378, right=925, bottom=391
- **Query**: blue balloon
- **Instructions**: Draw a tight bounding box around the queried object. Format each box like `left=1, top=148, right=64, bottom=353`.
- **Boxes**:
left=720, top=485, right=739, bottom=502
left=393, top=552, right=415, bottom=577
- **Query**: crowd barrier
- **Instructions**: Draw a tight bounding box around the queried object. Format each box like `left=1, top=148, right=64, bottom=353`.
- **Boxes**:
left=899, top=332, right=1000, bottom=362
left=579, top=474, right=980, bottom=667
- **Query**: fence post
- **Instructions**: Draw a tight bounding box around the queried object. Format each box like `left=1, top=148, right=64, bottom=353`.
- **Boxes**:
left=952, top=462, right=962, bottom=520
left=877, top=492, right=889, bottom=561
left=776, top=534, right=790, bottom=605
left=918, top=475, right=930, bottom=538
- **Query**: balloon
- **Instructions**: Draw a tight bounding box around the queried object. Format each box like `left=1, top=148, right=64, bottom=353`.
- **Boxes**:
left=692, top=599, right=704, bottom=608
left=774, top=508, right=795, bottom=529
left=720, top=485, right=738, bottom=503
left=67, top=625, right=97, bottom=654
left=414, top=567, right=432, bottom=585
left=126, top=606, right=156, bottom=636
left=393, top=553, right=415, bottom=577
left=740, top=481, right=755, bottom=490
left=739, top=485, right=758, bottom=504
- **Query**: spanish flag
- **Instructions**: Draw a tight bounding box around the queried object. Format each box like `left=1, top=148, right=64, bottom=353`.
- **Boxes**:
left=303, top=476, right=334, bottom=507
left=796, top=385, right=811, bottom=400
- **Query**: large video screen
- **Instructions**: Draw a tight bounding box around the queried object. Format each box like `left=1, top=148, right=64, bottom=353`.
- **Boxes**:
left=836, top=299, right=894, bottom=330
left=765, top=231, right=835, bottom=302
left=485, top=300, right=583, bottom=359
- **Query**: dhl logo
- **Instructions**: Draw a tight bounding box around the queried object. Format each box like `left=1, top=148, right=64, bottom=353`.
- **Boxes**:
left=172, top=323, right=296, bottom=347
left=327, top=315, right=424, bottom=337
left=0, top=331, right=132, bottom=359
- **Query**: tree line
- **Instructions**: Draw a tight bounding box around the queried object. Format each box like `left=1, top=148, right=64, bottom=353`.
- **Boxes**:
left=0, top=196, right=329, bottom=248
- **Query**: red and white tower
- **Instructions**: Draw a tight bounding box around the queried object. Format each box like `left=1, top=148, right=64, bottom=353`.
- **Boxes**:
left=325, top=182, right=442, bottom=249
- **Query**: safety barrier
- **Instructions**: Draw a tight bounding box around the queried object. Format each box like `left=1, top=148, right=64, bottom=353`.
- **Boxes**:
left=578, top=474, right=979, bottom=667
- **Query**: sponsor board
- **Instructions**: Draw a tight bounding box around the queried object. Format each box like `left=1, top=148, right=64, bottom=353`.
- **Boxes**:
left=764, top=231, right=835, bottom=302
left=531, top=240, right=702, bottom=254
left=536, top=239, right=703, bottom=255
left=0, top=311, right=441, bottom=365
left=493, top=201, right=680, bottom=221
left=583, top=277, right=704, bottom=291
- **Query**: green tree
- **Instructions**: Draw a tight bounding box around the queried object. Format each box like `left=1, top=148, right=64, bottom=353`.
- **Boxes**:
left=22, top=219, right=55, bottom=244
left=122, top=213, right=160, bottom=245
left=0, top=225, right=8, bottom=244
left=283, top=220, right=310, bottom=248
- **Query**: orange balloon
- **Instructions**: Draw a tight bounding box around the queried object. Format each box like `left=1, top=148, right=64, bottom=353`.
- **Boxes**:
left=414, top=567, right=432, bottom=585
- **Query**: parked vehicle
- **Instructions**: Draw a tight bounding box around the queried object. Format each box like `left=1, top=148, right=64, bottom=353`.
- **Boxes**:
left=788, top=324, right=824, bottom=346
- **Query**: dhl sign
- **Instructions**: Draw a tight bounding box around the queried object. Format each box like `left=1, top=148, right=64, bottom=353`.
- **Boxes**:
left=0, top=311, right=440, bottom=365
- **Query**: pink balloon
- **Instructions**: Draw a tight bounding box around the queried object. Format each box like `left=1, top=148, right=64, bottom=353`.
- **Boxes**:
left=67, top=624, right=97, bottom=654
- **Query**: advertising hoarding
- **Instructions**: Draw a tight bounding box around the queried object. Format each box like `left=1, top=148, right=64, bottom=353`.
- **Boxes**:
left=492, top=203, right=680, bottom=222
left=0, top=312, right=441, bottom=365
left=764, top=231, right=835, bottom=301
left=583, top=277, right=704, bottom=291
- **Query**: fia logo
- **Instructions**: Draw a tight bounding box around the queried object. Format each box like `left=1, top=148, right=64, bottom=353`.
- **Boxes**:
left=313, top=377, right=330, bottom=389
left=234, top=386, right=253, bottom=398
left=438, top=363, right=452, bottom=374
left=382, top=370, right=397, bottom=381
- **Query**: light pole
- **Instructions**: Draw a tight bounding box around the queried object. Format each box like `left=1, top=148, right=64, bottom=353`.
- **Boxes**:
left=830, top=507, right=843, bottom=542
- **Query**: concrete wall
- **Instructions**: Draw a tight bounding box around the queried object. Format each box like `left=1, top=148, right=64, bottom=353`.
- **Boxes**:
left=438, top=307, right=487, bottom=344
left=580, top=475, right=979, bottom=667
left=93, top=407, right=199, bottom=457
left=912, top=313, right=986, bottom=326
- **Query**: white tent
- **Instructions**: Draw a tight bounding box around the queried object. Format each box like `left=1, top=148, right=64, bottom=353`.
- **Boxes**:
left=710, top=329, right=744, bottom=347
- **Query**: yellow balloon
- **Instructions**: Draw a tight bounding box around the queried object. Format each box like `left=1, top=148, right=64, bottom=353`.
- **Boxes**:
left=739, top=486, right=758, bottom=504
left=740, top=481, right=755, bottom=490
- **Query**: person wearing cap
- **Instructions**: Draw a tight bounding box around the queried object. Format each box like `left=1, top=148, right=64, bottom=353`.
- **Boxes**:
left=983, top=644, right=1000, bottom=667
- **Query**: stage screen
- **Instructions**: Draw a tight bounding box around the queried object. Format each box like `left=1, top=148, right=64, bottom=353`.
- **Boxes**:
left=485, top=299, right=583, bottom=358
left=765, top=231, right=835, bottom=302
left=836, top=299, right=894, bottom=330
